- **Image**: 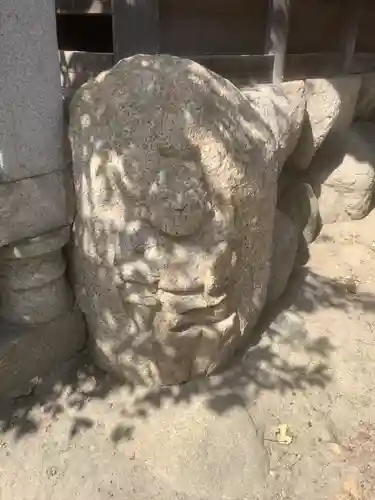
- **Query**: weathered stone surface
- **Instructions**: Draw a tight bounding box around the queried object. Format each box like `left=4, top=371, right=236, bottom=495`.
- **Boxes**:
left=0, top=170, right=74, bottom=246
left=267, top=210, right=298, bottom=303
left=331, top=76, right=362, bottom=133
left=355, top=73, right=375, bottom=121
left=0, top=226, right=70, bottom=259
left=287, top=76, right=361, bottom=170
left=278, top=177, right=320, bottom=244
left=0, top=0, right=84, bottom=397
left=0, top=308, right=85, bottom=396
left=0, top=0, right=64, bottom=182
left=69, top=54, right=281, bottom=385
left=242, top=80, right=305, bottom=170
left=309, top=123, right=375, bottom=223
left=1, top=278, right=73, bottom=325
left=0, top=228, right=73, bottom=325
left=128, top=395, right=268, bottom=500
left=0, top=250, right=65, bottom=290
left=0, top=0, right=64, bottom=183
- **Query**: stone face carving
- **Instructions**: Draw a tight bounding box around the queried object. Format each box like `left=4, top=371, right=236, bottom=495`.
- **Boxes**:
left=69, top=54, right=289, bottom=385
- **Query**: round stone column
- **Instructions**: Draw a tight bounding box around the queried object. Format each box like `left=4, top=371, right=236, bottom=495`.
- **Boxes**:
left=0, top=0, right=64, bottom=182
left=0, top=1, right=85, bottom=395
left=0, top=228, right=73, bottom=325
left=0, top=0, right=74, bottom=246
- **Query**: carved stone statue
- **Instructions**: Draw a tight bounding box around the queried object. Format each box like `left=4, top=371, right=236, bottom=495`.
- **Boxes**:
left=69, top=54, right=295, bottom=385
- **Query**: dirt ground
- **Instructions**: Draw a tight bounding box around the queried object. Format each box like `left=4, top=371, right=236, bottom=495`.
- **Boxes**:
left=1, top=211, right=375, bottom=500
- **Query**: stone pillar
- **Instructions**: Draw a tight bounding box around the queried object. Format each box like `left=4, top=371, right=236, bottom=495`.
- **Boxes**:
left=0, top=0, right=85, bottom=394
left=0, top=228, right=73, bottom=326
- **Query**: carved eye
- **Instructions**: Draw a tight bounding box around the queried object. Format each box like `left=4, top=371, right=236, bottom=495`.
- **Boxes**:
left=147, top=162, right=207, bottom=237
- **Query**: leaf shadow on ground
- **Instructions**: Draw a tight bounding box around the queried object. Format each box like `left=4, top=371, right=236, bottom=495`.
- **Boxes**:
left=3, top=57, right=375, bottom=446
left=2, top=262, right=375, bottom=444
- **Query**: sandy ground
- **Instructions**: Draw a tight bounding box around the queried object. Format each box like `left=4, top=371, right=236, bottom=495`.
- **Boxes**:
left=1, top=211, right=375, bottom=500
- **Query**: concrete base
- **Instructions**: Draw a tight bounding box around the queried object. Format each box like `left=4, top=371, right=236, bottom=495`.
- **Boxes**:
left=0, top=308, right=86, bottom=396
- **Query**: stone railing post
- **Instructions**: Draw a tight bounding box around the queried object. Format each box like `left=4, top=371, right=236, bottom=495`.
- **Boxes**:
left=0, top=0, right=85, bottom=394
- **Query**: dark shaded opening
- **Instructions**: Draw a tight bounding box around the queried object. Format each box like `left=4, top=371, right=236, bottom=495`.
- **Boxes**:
left=357, top=3, right=375, bottom=52
left=159, top=0, right=268, bottom=56
left=56, top=13, right=113, bottom=53
left=287, top=0, right=344, bottom=54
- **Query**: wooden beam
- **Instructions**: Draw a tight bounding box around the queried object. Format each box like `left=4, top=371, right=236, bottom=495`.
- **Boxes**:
left=284, top=53, right=344, bottom=81
left=264, top=0, right=290, bottom=84
left=62, top=50, right=375, bottom=93
left=111, top=0, right=159, bottom=62
left=341, top=0, right=363, bottom=72
left=349, top=53, right=375, bottom=74
left=193, top=55, right=274, bottom=85
left=58, top=52, right=275, bottom=90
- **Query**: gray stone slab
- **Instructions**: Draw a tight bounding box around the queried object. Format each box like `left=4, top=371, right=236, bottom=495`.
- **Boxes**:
left=0, top=169, right=75, bottom=247
left=0, top=250, right=66, bottom=291
left=0, top=0, right=64, bottom=181
left=0, top=275, right=73, bottom=325
left=0, top=226, right=70, bottom=259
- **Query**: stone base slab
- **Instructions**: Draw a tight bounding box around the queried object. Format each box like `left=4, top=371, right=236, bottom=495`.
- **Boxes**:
left=0, top=308, right=86, bottom=396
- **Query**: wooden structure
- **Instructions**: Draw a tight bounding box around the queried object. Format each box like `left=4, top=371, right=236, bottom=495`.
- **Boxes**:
left=56, top=0, right=375, bottom=91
